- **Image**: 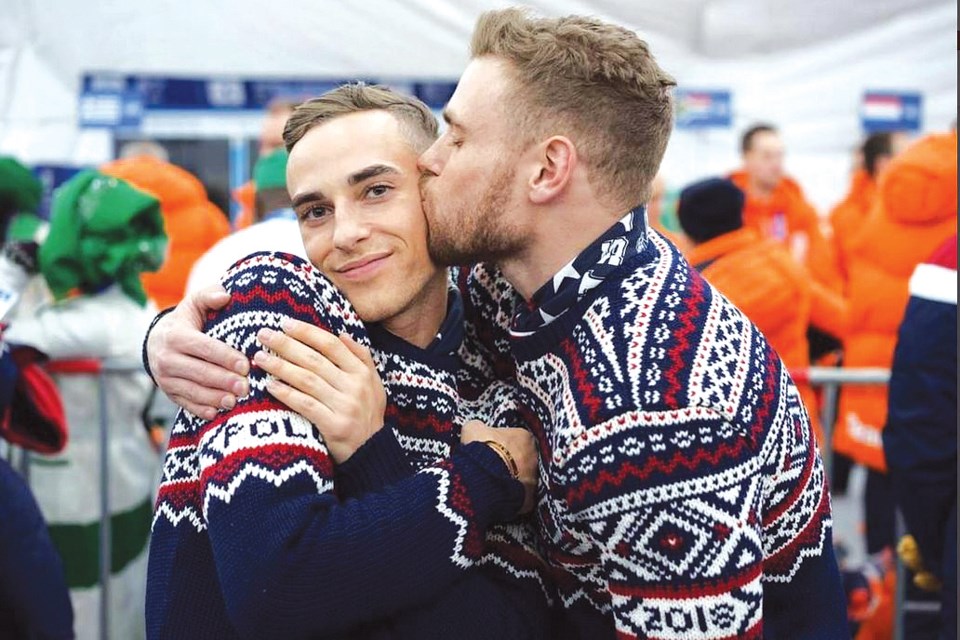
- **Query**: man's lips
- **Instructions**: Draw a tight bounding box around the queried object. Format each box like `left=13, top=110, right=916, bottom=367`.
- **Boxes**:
left=334, top=252, right=392, bottom=280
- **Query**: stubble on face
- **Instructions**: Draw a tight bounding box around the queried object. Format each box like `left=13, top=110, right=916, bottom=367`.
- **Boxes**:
left=421, top=162, right=526, bottom=267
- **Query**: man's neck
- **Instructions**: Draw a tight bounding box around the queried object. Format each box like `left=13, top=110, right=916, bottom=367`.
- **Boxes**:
left=499, top=198, right=629, bottom=301
left=379, top=269, right=449, bottom=348
left=748, top=175, right=776, bottom=200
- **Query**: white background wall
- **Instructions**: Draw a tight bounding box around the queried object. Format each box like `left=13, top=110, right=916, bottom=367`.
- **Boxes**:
left=1, top=0, right=956, bottom=212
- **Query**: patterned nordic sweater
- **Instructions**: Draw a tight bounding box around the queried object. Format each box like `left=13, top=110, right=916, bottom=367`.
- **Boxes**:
left=146, top=252, right=549, bottom=639
left=458, top=213, right=848, bottom=639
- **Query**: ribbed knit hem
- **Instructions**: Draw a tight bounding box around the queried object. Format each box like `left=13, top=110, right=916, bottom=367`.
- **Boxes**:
left=336, top=425, right=414, bottom=498
left=453, top=442, right=525, bottom=522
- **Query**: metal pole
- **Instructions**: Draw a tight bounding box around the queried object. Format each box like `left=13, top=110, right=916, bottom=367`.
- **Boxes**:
left=98, top=369, right=111, bottom=640
left=819, top=381, right=839, bottom=486
left=893, top=510, right=906, bottom=640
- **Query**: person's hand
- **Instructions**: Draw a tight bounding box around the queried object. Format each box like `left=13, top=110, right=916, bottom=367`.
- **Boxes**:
left=148, top=285, right=249, bottom=420
left=461, top=420, right=538, bottom=514
left=254, top=318, right=386, bottom=464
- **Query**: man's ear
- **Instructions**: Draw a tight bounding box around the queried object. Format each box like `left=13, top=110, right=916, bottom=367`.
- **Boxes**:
left=528, top=136, right=576, bottom=205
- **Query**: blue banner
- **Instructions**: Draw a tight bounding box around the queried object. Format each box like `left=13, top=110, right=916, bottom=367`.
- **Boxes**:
left=860, top=91, right=922, bottom=133
left=79, top=73, right=461, bottom=128
left=674, top=89, right=732, bottom=129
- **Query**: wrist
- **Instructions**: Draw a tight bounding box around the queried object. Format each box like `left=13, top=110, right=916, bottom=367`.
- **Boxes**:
left=481, top=440, right=519, bottom=479
left=141, top=306, right=176, bottom=384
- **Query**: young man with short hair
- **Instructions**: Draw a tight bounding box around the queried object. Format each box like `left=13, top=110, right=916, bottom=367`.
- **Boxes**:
left=146, top=84, right=548, bottom=639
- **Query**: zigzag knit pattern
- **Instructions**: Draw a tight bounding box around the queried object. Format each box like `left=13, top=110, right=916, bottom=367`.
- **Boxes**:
left=460, top=231, right=847, bottom=640
left=147, top=252, right=541, bottom=639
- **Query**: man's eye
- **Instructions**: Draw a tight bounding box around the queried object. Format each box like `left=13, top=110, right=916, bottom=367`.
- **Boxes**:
left=365, top=184, right=392, bottom=198
left=300, top=205, right=331, bottom=221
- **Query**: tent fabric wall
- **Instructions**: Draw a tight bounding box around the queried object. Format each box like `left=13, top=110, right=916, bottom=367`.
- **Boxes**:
left=0, top=0, right=956, bottom=211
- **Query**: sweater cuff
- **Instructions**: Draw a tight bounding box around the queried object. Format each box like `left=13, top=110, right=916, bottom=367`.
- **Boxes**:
left=336, top=426, right=414, bottom=498
left=141, top=306, right=176, bottom=385
left=450, top=442, right=525, bottom=522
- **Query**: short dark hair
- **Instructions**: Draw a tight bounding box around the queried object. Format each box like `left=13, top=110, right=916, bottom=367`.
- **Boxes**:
left=283, top=83, right=438, bottom=154
left=741, top=123, right=778, bottom=154
left=862, top=132, right=894, bottom=178
left=677, top=177, right=745, bottom=244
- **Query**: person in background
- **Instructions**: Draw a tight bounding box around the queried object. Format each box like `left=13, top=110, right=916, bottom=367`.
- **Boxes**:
left=678, top=177, right=827, bottom=446
left=0, top=455, right=74, bottom=639
left=102, top=142, right=230, bottom=309
left=883, top=235, right=957, bottom=640
left=2, top=170, right=167, bottom=640
left=829, top=131, right=908, bottom=290
left=185, top=148, right=306, bottom=294
left=834, top=131, right=957, bottom=638
left=232, top=98, right=297, bottom=230
left=729, top=124, right=846, bottom=352
left=0, top=155, right=74, bottom=639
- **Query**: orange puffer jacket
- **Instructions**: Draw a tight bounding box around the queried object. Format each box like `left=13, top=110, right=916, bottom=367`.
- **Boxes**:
left=101, top=156, right=231, bottom=309
left=835, top=132, right=958, bottom=471
left=729, top=171, right=845, bottom=337
left=687, top=228, right=824, bottom=446
left=829, top=169, right=878, bottom=292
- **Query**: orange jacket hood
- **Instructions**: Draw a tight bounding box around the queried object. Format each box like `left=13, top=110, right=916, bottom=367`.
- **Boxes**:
left=101, top=155, right=209, bottom=210
left=878, top=132, right=957, bottom=225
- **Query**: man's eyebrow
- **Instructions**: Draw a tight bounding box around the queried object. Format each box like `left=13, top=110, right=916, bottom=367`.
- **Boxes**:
left=442, top=108, right=462, bottom=130
left=347, top=164, right=399, bottom=186
left=291, top=190, right=325, bottom=208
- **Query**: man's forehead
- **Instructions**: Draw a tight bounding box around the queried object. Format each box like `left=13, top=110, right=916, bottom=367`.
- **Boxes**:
left=448, top=57, right=512, bottom=119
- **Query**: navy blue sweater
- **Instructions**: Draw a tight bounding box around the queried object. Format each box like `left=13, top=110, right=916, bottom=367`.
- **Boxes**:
left=146, top=252, right=549, bottom=639
left=456, top=212, right=848, bottom=639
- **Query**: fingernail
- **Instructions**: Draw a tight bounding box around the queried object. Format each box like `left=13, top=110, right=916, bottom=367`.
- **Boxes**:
left=202, top=407, right=217, bottom=420
left=281, top=317, right=294, bottom=331
left=232, top=378, right=248, bottom=396
left=220, top=395, right=236, bottom=410
left=233, top=358, right=249, bottom=375
left=253, top=350, right=270, bottom=365
left=258, top=328, right=274, bottom=343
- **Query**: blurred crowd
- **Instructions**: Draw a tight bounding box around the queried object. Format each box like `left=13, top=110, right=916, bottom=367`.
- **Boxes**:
left=0, top=102, right=955, bottom=639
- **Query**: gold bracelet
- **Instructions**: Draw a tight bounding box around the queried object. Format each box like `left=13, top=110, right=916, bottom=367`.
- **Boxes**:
left=482, top=440, right=520, bottom=479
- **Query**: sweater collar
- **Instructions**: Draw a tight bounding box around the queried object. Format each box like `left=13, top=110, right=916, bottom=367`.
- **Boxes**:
left=510, top=205, right=648, bottom=337
left=367, top=287, right=464, bottom=360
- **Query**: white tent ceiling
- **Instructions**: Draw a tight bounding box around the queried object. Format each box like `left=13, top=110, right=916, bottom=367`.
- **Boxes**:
left=1, top=0, right=957, bottom=210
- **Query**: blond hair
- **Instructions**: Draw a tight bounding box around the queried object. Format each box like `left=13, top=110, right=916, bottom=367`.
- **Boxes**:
left=283, top=83, right=438, bottom=154
left=471, top=8, right=676, bottom=205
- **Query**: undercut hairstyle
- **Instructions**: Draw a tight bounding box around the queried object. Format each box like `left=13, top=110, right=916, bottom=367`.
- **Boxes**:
left=471, top=8, right=676, bottom=206
left=862, top=132, right=894, bottom=178
left=740, top=123, right=778, bottom=154
left=283, top=83, right=438, bottom=154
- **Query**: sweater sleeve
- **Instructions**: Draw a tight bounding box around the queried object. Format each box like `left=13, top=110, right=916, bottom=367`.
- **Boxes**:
left=758, top=365, right=848, bottom=639
left=883, top=260, right=957, bottom=575
left=198, top=404, right=522, bottom=638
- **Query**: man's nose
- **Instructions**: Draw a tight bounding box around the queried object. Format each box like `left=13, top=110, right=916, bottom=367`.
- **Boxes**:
left=332, top=210, right=371, bottom=249
left=417, top=142, right=442, bottom=177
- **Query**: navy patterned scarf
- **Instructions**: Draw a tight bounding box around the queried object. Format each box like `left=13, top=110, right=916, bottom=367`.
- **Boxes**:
left=510, top=205, right=648, bottom=336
